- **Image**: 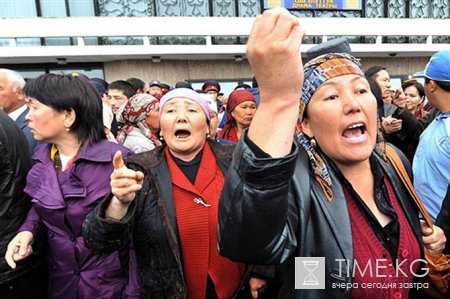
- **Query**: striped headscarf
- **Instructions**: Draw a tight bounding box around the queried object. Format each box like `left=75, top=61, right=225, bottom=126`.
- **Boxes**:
left=296, top=53, right=365, bottom=202
left=116, top=93, right=161, bottom=147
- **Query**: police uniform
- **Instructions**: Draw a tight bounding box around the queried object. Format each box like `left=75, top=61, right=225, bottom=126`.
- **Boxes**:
left=202, top=80, right=222, bottom=112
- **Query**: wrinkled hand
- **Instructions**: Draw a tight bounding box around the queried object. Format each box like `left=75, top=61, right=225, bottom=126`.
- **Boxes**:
left=381, top=116, right=402, bottom=134
left=421, top=221, right=446, bottom=254
left=111, top=151, right=144, bottom=205
left=5, top=231, right=34, bottom=269
left=249, top=277, right=267, bottom=299
left=246, top=8, right=305, bottom=105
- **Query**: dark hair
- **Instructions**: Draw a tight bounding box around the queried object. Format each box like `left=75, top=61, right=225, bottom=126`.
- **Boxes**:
left=90, top=77, right=108, bottom=88
left=368, top=78, right=383, bottom=105
left=402, top=81, right=425, bottom=99
left=24, top=73, right=105, bottom=142
left=252, top=76, right=258, bottom=88
left=126, top=77, right=145, bottom=93
left=89, top=77, right=109, bottom=95
left=175, top=81, right=193, bottom=90
left=364, top=66, right=386, bottom=80
left=108, top=80, right=135, bottom=98
left=425, top=77, right=450, bottom=92
left=234, top=82, right=251, bottom=90
left=367, top=77, right=384, bottom=118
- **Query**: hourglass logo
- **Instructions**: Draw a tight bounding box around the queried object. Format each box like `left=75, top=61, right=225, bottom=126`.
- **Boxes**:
left=295, top=257, right=325, bottom=289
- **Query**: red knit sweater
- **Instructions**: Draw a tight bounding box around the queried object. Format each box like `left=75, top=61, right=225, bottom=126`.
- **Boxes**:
left=345, top=176, right=421, bottom=298
left=166, top=143, right=245, bottom=299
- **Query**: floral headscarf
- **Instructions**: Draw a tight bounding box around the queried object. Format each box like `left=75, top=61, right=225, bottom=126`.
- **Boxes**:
left=116, top=93, right=161, bottom=147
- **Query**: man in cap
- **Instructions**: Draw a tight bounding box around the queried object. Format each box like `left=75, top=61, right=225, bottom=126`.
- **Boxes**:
left=160, top=83, right=171, bottom=95
left=202, top=80, right=223, bottom=112
left=412, top=50, right=450, bottom=220
left=148, top=79, right=163, bottom=97
left=175, top=81, right=193, bottom=90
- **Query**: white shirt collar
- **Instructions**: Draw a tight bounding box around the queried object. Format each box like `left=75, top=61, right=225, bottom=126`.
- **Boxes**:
left=8, top=105, right=27, bottom=121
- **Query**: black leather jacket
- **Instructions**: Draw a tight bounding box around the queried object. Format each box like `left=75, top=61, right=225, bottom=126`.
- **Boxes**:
left=218, top=137, right=424, bottom=299
left=0, top=111, right=45, bottom=284
left=393, top=107, right=440, bottom=144
left=83, top=140, right=273, bottom=298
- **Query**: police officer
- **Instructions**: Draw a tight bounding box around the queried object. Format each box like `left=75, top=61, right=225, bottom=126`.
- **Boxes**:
left=202, top=80, right=222, bottom=112
left=148, top=80, right=163, bottom=97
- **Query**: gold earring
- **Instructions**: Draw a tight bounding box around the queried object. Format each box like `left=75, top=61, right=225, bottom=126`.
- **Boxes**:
left=310, top=138, right=317, bottom=148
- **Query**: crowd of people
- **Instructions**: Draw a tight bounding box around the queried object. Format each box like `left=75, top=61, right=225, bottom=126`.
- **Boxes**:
left=0, top=7, right=449, bottom=299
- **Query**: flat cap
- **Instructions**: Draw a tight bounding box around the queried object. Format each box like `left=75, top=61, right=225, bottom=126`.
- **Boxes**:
left=149, top=79, right=162, bottom=88
left=306, top=37, right=351, bottom=61
left=202, top=80, right=221, bottom=92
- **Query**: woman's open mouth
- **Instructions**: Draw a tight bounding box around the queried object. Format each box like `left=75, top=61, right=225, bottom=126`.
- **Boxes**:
left=342, top=123, right=366, bottom=141
left=174, top=129, right=191, bottom=139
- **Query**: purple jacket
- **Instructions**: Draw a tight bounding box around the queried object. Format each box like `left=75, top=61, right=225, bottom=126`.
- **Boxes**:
left=20, top=139, right=138, bottom=299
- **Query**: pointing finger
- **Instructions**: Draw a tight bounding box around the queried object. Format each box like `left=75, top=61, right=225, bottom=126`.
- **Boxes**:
left=5, top=245, right=18, bottom=269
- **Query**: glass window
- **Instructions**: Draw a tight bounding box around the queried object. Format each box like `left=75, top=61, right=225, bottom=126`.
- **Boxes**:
left=0, top=0, right=39, bottom=46
left=41, top=0, right=96, bottom=45
left=0, top=0, right=37, bottom=17
left=40, top=0, right=67, bottom=17
left=69, top=0, right=95, bottom=16
left=3, top=65, right=104, bottom=80
left=48, top=67, right=104, bottom=78
left=18, top=70, right=47, bottom=81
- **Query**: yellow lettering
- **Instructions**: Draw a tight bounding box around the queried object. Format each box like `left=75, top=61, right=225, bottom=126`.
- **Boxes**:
left=293, top=3, right=312, bottom=8
left=317, top=4, right=338, bottom=8
left=267, top=0, right=282, bottom=8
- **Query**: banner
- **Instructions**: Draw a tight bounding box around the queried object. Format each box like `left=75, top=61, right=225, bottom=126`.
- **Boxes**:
left=264, top=0, right=362, bottom=10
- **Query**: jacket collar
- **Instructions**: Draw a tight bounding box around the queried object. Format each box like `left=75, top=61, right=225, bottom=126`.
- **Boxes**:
left=316, top=166, right=354, bottom=261
left=375, top=151, right=423, bottom=251
left=308, top=149, right=423, bottom=263
left=124, top=140, right=234, bottom=285
left=32, top=138, right=114, bottom=164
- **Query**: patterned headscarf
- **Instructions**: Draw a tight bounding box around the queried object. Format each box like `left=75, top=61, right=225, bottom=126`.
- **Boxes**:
left=296, top=53, right=365, bottom=202
left=116, top=93, right=162, bottom=147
